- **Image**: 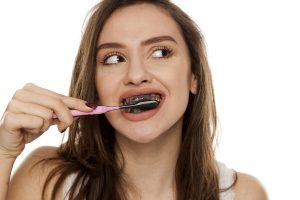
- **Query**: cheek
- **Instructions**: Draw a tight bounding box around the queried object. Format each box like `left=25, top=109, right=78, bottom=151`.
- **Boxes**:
left=166, top=63, right=191, bottom=106
left=159, top=61, right=191, bottom=94
left=95, top=70, right=120, bottom=105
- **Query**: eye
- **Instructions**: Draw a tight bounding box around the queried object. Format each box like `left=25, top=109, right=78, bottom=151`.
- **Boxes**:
left=101, top=52, right=126, bottom=65
left=151, top=47, right=173, bottom=58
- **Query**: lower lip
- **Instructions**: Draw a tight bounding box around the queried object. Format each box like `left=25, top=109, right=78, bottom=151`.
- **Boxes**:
left=120, top=98, right=164, bottom=121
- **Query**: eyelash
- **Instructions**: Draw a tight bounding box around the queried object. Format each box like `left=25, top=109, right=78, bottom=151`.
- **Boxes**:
left=98, top=46, right=173, bottom=66
left=99, top=51, right=126, bottom=65
left=151, top=46, right=173, bottom=59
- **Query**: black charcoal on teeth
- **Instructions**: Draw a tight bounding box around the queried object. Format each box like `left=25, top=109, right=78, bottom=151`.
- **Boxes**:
left=125, top=101, right=159, bottom=113
left=123, top=94, right=161, bottom=106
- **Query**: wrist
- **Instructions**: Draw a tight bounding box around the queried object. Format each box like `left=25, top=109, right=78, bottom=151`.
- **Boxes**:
left=0, top=150, right=16, bottom=200
left=0, top=148, right=18, bottom=161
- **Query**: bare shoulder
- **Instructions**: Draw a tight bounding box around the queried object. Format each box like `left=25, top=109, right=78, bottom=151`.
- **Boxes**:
left=7, top=146, right=63, bottom=200
left=233, top=172, right=268, bottom=200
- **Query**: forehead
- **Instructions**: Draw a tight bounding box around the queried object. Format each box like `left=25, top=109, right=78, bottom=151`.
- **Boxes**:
left=98, top=3, right=184, bottom=45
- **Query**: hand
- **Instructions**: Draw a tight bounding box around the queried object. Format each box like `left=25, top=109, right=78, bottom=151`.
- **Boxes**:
left=0, top=83, right=94, bottom=159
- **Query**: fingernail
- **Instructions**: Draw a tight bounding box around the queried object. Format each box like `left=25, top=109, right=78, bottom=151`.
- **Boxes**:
left=60, top=128, right=67, bottom=133
left=85, top=102, right=97, bottom=109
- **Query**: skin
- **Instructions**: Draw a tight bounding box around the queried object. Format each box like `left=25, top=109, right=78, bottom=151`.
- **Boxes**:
left=95, top=4, right=197, bottom=198
left=95, top=4, right=196, bottom=144
left=0, top=83, right=93, bottom=199
left=0, top=3, right=268, bottom=200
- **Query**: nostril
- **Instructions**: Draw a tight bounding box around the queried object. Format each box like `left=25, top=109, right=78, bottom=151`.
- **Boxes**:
left=126, top=79, right=151, bottom=86
left=123, top=66, right=152, bottom=86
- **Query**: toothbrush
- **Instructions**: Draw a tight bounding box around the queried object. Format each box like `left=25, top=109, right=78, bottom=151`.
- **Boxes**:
left=52, top=100, right=159, bottom=119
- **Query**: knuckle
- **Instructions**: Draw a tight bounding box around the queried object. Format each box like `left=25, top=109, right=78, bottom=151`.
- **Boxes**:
left=2, top=112, right=14, bottom=127
left=36, top=117, right=44, bottom=128
left=62, top=113, right=73, bottom=127
left=57, top=93, right=65, bottom=98
left=66, top=117, right=73, bottom=126
left=30, top=117, right=44, bottom=132
left=54, top=99, right=66, bottom=111
left=52, top=98, right=72, bottom=123
left=47, top=96, right=61, bottom=110
left=12, top=89, right=24, bottom=99
left=6, top=99, right=16, bottom=110
left=44, top=109, right=54, bottom=120
left=53, top=97, right=63, bottom=106
left=23, top=82, right=35, bottom=90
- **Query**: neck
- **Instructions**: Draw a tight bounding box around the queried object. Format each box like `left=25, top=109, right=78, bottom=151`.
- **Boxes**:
left=115, top=119, right=182, bottom=199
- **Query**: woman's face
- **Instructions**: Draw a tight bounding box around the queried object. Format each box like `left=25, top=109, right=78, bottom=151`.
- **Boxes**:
left=95, top=3, right=197, bottom=143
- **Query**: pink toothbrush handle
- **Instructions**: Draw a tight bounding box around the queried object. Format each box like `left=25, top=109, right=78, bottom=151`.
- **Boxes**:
left=52, top=106, right=120, bottom=119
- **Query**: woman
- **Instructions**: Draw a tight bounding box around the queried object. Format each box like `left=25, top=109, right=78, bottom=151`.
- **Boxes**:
left=0, top=0, right=268, bottom=199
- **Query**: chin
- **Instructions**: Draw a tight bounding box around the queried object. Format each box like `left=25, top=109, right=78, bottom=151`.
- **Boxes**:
left=116, top=127, right=162, bottom=144
left=130, top=133, right=160, bottom=144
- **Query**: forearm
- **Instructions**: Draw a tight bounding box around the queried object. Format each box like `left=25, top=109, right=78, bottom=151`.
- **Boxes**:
left=0, top=155, right=16, bottom=200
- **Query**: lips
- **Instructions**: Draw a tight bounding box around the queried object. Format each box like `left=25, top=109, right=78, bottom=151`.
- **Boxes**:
left=118, top=88, right=165, bottom=120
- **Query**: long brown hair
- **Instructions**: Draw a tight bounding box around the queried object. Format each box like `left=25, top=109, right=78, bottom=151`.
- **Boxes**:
left=41, top=0, right=230, bottom=199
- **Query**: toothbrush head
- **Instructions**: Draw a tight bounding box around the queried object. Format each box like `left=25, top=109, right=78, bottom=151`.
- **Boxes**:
left=121, top=100, right=160, bottom=110
left=134, top=100, right=160, bottom=110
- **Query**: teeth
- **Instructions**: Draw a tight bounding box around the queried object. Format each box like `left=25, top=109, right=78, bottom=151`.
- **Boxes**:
left=122, top=93, right=162, bottom=106
left=126, top=108, right=144, bottom=113
left=122, top=93, right=162, bottom=113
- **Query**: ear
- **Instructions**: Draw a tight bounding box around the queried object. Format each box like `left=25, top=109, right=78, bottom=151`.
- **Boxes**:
left=190, top=73, right=198, bottom=94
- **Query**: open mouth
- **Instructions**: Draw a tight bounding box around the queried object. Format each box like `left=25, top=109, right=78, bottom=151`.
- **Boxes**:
left=122, top=93, right=162, bottom=113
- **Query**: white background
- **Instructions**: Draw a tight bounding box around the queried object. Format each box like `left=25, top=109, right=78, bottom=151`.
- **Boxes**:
left=0, top=0, right=299, bottom=199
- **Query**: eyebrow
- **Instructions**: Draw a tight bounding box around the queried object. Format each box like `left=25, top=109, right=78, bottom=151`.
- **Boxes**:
left=96, top=35, right=177, bottom=52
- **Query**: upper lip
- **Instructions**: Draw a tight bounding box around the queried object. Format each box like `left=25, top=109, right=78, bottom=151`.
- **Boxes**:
left=119, top=88, right=165, bottom=104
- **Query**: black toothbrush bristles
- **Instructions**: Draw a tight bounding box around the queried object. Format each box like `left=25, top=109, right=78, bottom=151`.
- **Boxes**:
left=120, top=100, right=160, bottom=110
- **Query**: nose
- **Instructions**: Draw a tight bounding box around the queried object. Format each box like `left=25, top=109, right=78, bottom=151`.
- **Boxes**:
left=123, top=58, right=152, bottom=86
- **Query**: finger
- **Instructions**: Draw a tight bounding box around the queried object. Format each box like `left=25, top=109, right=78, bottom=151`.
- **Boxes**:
left=22, top=83, right=94, bottom=111
left=51, top=116, right=79, bottom=125
left=1, top=113, right=53, bottom=146
left=13, top=89, right=73, bottom=130
left=22, top=83, right=65, bottom=99
left=61, top=96, right=96, bottom=111
left=7, top=100, right=54, bottom=133
left=51, top=118, right=60, bottom=125
left=7, top=99, right=53, bottom=120
left=2, top=112, right=44, bottom=135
